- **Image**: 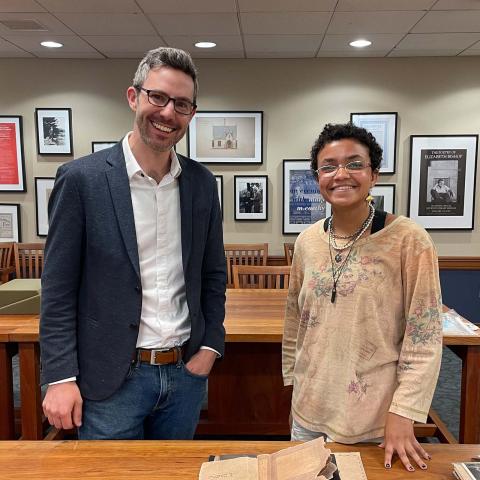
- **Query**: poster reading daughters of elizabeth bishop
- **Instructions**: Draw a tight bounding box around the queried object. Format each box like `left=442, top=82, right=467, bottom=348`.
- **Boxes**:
left=283, top=160, right=330, bottom=234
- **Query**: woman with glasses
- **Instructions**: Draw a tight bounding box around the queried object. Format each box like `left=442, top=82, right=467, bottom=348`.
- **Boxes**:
left=282, top=123, right=442, bottom=472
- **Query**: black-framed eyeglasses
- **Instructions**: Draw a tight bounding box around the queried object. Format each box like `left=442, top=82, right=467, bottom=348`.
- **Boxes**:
left=315, top=160, right=372, bottom=177
left=135, top=87, right=196, bottom=115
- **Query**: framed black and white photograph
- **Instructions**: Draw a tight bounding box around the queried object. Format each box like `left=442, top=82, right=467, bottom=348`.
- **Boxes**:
left=282, top=160, right=330, bottom=234
left=35, top=108, right=73, bottom=155
left=408, top=135, right=478, bottom=230
left=371, top=184, right=395, bottom=213
left=214, top=175, right=223, bottom=218
left=92, top=141, right=117, bottom=153
left=350, top=112, right=397, bottom=174
left=35, top=177, right=55, bottom=236
left=0, top=115, right=26, bottom=192
left=0, top=204, right=21, bottom=242
left=188, top=111, right=263, bottom=164
left=234, top=175, right=267, bottom=221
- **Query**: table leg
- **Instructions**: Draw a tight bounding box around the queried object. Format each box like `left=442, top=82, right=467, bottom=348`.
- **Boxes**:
left=19, top=342, right=43, bottom=440
left=459, top=345, right=480, bottom=444
left=0, top=343, right=16, bottom=439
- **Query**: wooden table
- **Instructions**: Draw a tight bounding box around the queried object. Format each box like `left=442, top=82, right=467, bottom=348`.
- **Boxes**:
left=1, top=290, right=479, bottom=442
left=0, top=441, right=478, bottom=479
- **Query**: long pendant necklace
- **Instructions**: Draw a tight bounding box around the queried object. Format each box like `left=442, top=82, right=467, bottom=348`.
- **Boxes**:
left=328, top=205, right=375, bottom=303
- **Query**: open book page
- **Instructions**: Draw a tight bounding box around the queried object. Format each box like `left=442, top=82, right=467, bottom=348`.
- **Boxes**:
left=443, top=309, right=479, bottom=335
left=258, top=437, right=333, bottom=480
left=334, top=453, right=368, bottom=480
left=199, top=456, right=258, bottom=480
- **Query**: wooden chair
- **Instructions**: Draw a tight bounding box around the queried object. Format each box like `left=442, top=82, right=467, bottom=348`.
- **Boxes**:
left=284, top=242, right=295, bottom=266
left=224, top=243, right=268, bottom=288
left=0, top=242, right=15, bottom=284
left=14, top=243, right=45, bottom=279
left=232, top=265, right=291, bottom=289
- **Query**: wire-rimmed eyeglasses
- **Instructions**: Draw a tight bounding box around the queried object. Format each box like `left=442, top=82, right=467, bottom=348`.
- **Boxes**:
left=135, top=87, right=196, bottom=115
left=315, top=160, right=372, bottom=177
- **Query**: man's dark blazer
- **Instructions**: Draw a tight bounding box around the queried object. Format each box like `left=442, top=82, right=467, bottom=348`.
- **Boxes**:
left=40, top=143, right=226, bottom=401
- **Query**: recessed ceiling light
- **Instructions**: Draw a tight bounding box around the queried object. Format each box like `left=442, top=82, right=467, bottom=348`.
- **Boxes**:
left=349, top=39, right=372, bottom=48
left=40, top=41, right=63, bottom=48
left=195, top=41, right=216, bottom=49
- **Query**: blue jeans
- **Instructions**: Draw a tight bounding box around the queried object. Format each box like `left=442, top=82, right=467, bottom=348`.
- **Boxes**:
left=78, top=359, right=207, bottom=439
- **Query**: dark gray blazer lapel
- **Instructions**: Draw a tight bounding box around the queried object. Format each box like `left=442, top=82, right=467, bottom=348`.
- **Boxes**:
left=178, top=155, right=192, bottom=275
left=105, top=146, right=140, bottom=279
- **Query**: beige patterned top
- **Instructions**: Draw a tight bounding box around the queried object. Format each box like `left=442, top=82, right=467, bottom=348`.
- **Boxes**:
left=282, top=215, right=443, bottom=444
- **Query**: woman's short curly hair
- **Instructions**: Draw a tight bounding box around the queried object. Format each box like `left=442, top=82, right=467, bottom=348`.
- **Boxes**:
left=310, top=123, right=383, bottom=179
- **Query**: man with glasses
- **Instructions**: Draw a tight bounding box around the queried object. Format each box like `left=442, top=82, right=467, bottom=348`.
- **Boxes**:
left=40, top=47, right=226, bottom=439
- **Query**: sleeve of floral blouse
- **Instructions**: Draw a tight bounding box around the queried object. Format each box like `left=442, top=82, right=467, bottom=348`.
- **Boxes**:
left=389, top=229, right=443, bottom=423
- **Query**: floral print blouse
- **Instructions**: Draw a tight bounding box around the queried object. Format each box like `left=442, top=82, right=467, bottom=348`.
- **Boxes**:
left=282, top=216, right=443, bottom=443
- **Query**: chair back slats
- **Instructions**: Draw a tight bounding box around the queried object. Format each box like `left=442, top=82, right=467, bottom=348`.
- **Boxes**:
left=14, top=243, right=45, bottom=279
left=284, top=242, right=295, bottom=266
left=0, top=242, right=14, bottom=283
left=224, top=243, right=268, bottom=288
left=232, top=265, right=291, bottom=289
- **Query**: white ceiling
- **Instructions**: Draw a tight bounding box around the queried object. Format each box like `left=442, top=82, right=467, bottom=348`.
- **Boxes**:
left=0, top=0, right=480, bottom=58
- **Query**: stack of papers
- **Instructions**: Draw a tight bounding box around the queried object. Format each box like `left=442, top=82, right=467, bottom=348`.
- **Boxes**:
left=442, top=309, right=479, bottom=335
left=452, top=462, right=480, bottom=479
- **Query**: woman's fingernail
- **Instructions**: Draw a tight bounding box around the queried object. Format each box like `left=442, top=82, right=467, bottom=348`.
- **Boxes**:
left=408, top=465, right=415, bottom=472
left=385, top=464, right=390, bottom=469
left=421, top=464, right=427, bottom=469
left=427, top=455, right=432, bottom=460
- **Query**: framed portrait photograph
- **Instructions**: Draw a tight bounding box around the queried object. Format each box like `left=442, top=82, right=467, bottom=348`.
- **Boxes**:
left=35, top=108, right=73, bottom=155
left=0, top=115, right=26, bottom=192
left=371, top=184, right=395, bottom=213
left=350, top=112, right=397, bottom=174
left=35, top=177, right=55, bottom=237
left=234, top=175, right=267, bottom=221
left=408, top=135, right=478, bottom=230
left=282, top=159, right=330, bottom=234
left=188, top=111, right=263, bottom=164
left=214, top=175, right=223, bottom=218
left=92, top=141, right=117, bottom=153
left=0, top=204, right=21, bottom=242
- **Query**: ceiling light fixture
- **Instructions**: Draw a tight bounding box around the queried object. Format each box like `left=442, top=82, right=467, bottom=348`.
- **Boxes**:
left=40, top=41, right=63, bottom=48
left=195, top=41, right=216, bottom=49
left=349, top=39, right=372, bottom=48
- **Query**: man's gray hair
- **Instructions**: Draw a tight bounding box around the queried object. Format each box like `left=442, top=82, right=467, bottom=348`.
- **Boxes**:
left=133, top=47, right=198, bottom=102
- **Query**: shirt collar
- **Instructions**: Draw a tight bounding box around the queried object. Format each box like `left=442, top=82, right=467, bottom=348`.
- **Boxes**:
left=122, top=132, right=182, bottom=181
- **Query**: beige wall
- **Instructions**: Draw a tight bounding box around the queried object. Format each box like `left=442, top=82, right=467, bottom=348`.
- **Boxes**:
left=1, top=57, right=479, bottom=255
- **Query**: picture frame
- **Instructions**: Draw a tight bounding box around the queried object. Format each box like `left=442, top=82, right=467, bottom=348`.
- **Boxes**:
left=371, top=184, right=396, bottom=213
left=0, top=204, right=21, bottom=242
left=0, top=115, right=26, bottom=192
left=408, top=134, right=478, bottom=230
left=234, top=175, right=268, bottom=221
left=92, top=141, right=117, bottom=153
left=35, top=177, right=55, bottom=237
left=350, top=112, right=397, bottom=174
left=214, top=175, right=224, bottom=218
left=282, top=159, right=330, bottom=234
left=188, top=111, right=263, bottom=164
left=35, top=108, right=73, bottom=155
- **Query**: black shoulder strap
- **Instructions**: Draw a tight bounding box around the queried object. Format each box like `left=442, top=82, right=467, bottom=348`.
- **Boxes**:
left=323, top=210, right=387, bottom=234
left=371, top=209, right=387, bottom=234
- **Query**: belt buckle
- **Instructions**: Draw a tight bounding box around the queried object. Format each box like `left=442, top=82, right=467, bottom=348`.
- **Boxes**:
left=150, top=348, right=170, bottom=365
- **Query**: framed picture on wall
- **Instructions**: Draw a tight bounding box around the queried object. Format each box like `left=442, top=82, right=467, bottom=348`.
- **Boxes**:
left=0, top=203, right=21, bottom=242
left=282, top=159, right=330, bottom=234
left=350, top=112, right=397, bottom=174
left=92, top=141, right=117, bottom=153
left=35, top=108, right=73, bottom=155
left=371, top=184, right=395, bottom=213
left=408, top=134, right=478, bottom=230
left=214, top=175, right=224, bottom=218
left=0, top=115, right=26, bottom=192
left=35, top=177, right=55, bottom=236
left=234, top=175, right=267, bottom=221
left=188, top=111, right=263, bottom=164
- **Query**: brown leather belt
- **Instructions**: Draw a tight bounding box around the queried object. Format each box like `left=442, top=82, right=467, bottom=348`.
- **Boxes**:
left=136, top=347, right=183, bottom=365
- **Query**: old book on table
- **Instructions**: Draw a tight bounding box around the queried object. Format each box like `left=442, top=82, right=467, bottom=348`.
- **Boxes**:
left=453, top=462, right=480, bottom=480
left=0, top=279, right=41, bottom=314
left=443, top=309, right=479, bottom=335
left=199, top=437, right=367, bottom=480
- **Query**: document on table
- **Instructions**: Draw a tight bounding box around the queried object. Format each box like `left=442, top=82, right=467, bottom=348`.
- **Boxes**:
left=442, top=309, right=479, bottom=335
